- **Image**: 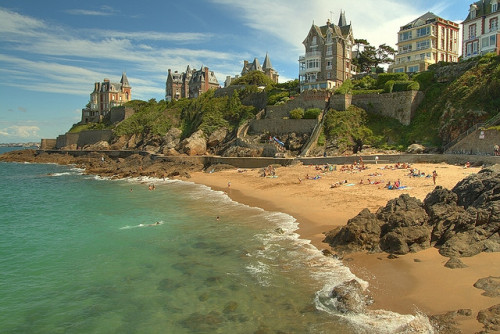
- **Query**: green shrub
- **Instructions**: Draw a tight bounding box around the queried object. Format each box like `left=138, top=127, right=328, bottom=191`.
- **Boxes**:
left=376, top=73, right=409, bottom=88
left=352, top=89, right=384, bottom=95
left=384, top=80, right=395, bottom=93
left=393, top=81, right=420, bottom=92
left=412, top=71, right=435, bottom=91
left=353, top=75, right=377, bottom=90
left=304, top=108, right=322, bottom=119
left=289, top=108, right=304, bottom=119
left=334, top=79, right=353, bottom=95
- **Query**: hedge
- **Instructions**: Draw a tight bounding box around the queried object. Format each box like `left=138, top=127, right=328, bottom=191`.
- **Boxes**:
left=376, top=73, right=409, bottom=88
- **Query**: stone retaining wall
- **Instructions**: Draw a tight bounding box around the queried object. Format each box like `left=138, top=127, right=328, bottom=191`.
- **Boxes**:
left=446, top=128, right=500, bottom=155
left=55, top=130, right=113, bottom=149
left=248, top=119, right=317, bottom=135
left=265, top=90, right=330, bottom=119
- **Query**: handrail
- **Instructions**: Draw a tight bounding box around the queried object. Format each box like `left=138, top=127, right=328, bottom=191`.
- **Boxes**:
left=443, top=111, right=500, bottom=153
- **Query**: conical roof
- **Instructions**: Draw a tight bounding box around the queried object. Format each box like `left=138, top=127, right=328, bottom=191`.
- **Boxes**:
left=120, top=72, right=130, bottom=87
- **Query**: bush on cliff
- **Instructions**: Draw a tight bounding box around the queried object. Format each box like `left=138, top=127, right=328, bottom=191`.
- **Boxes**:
left=114, top=99, right=172, bottom=136
left=324, top=106, right=373, bottom=153
left=376, top=73, right=409, bottom=89
left=289, top=108, right=304, bottom=119
left=304, top=108, right=322, bottom=119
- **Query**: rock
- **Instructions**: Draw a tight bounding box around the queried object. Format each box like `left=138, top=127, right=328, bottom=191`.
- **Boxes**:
left=477, top=304, right=500, bottom=332
left=179, top=130, right=207, bottom=156
left=474, top=276, right=500, bottom=297
left=406, top=143, right=425, bottom=154
left=330, top=279, right=369, bottom=314
left=163, top=127, right=182, bottom=149
left=223, top=301, right=238, bottom=313
left=444, top=257, right=468, bottom=269
left=323, top=208, right=382, bottom=253
left=207, top=128, right=228, bottom=148
left=429, top=309, right=472, bottom=334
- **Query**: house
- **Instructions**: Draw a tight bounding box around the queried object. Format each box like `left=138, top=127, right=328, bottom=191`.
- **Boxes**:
left=462, top=0, right=500, bottom=59
left=388, top=12, right=459, bottom=73
left=165, top=65, right=219, bottom=101
left=224, top=53, right=279, bottom=87
left=298, top=11, right=356, bottom=93
left=81, top=72, right=131, bottom=124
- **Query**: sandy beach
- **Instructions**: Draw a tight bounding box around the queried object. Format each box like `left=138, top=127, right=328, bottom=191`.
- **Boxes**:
left=188, top=161, right=500, bottom=332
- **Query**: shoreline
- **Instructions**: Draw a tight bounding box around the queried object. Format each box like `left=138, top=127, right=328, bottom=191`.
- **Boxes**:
left=187, top=162, right=500, bottom=333
left=2, top=150, right=499, bottom=332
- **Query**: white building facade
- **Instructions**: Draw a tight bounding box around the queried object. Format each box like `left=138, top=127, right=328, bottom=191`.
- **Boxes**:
left=462, top=0, right=500, bottom=59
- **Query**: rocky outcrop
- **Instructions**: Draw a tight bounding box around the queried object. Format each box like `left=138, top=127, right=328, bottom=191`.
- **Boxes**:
left=179, top=130, right=207, bottom=156
left=324, top=166, right=500, bottom=258
left=406, top=143, right=425, bottom=154
left=329, top=279, right=371, bottom=314
left=477, top=304, right=500, bottom=332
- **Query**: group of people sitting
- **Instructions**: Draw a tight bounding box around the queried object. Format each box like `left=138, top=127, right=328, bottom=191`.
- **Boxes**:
left=261, top=165, right=277, bottom=177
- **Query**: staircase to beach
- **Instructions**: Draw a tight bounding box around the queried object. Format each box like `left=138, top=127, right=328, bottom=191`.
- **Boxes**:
left=443, top=111, right=500, bottom=155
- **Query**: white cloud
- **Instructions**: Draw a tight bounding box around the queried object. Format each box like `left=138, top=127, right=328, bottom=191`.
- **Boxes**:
left=65, top=5, right=118, bottom=17
left=0, top=125, right=40, bottom=138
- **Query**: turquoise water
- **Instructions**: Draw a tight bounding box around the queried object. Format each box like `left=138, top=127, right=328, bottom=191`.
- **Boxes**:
left=0, top=149, right=429, bottom=333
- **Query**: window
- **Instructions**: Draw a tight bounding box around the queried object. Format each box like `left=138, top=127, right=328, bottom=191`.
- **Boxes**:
left=467, top=43, right=473, bottom=56
left=490, top=17, right=498, bottom=32
left=394, top=68, right=404, bottom=73
left=307, top=59, right=320, bottom=69
left=420, top=53, right=425, bottom=60
left=326, top=45, right=332, bottom=55
left=399, top=44, right=413, bottom=53
left=417, top=26, right=430, bottom=37
left=408, top=65, right=419, bottom=73
left=312, top=36, right=317, bottom=45
left=493, top=2, right=498, bottom=12
left=469, top=24, right=477, bottom=39
left=482, top=35, right=497, bottom=48
left=399, top=31, right=412, bottom=41
left=326, top=59, right=332, bottom=70
left=473, top=41, right=479, bottom=54
left=416, top=40, right=430, bottom=50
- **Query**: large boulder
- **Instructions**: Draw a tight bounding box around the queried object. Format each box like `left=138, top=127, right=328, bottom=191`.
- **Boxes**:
left=477, top=304, right=500, bottom=332
left=207, top=128, right=228, bottom=148
left=179, top=130, right=207, bottom=156
left=406, top=143, right=425, bottom=154
left=163, top=127, right=182, bottom=149
left=330, top=279, right=370, bottom=314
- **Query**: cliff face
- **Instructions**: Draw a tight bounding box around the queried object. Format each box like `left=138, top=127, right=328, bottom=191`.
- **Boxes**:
left=324, top=165, right=500, bottom=258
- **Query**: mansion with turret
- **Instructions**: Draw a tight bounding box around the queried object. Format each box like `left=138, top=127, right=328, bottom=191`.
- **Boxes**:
left=81, top=73, right=131, bottom=124
left=165, top=65, right=220, bottom=101
left=224, top=53, right=279, bottom=87
left=299, top=11, right=356, bottom=92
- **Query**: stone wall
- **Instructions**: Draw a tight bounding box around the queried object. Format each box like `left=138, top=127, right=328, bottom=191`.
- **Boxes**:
left=40, top=139, right=57, bottom=150
left=265, top=90, right=330, bottom=119
left=446, top=128, right=500, bottom=155
left=56, top=130, right=113, bottom=149
left=350, top=91, right=424, bottom=125
left=110, top=107, right=135, bottom=124
left=248, top=119, right=317, bottom=135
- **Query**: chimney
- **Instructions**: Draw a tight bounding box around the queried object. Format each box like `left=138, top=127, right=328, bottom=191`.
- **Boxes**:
left=205, top=67, right=209, bottom=92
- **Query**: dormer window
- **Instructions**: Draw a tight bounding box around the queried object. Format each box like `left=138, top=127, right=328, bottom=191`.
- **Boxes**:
left=312, top=36, right=317, bottom=45
left=470, top=4, right=478, bottom=18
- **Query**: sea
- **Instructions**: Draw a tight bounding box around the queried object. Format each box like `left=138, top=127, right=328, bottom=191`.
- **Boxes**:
left=0, top=147, right=432, bottom=333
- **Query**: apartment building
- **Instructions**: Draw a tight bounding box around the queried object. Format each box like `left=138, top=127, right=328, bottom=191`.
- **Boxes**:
left=389, top=12, right=459, bottom=73
left=462, top=0, right=500, bottom=59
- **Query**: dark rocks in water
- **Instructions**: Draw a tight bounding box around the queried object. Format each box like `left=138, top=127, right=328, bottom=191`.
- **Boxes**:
left=179, top=311, right=224, bottom=332
left=324, top=166, right=500, bottom=258
left=477, top=304, right=500, bottom=332
left=157, top=278, right=184, bottom=291
left=223, top=301, right=238, bottom=314
left=474, top=276, right=500, bottom=297
left=444, top=257, right=468, bottom=269
left=330, top=279, right=370, bottom=314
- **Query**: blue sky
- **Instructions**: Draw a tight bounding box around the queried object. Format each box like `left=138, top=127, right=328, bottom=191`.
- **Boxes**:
left=0, top=0, right=473, bottom=143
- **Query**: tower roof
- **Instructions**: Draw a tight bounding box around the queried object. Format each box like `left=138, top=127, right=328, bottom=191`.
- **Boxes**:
left=120, top=72, right=130, bottom=87
left=338, top=10, right=347, bottom=27
left=263, top=53, right=272, bottom=70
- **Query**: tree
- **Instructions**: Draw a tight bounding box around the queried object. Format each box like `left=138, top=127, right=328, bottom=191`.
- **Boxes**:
left=374, top=44, right=396, bottom=68
left=353, top=40, right=396, bottom=73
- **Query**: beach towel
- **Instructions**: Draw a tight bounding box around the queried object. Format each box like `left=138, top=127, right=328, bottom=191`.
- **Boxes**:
left=344, top=183, right=355, bottom=186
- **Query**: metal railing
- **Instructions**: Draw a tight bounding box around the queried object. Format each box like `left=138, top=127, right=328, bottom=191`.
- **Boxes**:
left=443, top=111, right=500, bottom=153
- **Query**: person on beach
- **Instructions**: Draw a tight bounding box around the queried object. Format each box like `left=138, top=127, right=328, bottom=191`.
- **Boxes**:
left=432, top=170, right=438, bottom=185
left=228, top=181, right=231, bottom=188
left=216, top=216, right=220, bottom=221
left=494, top=144, right=499, bottom=156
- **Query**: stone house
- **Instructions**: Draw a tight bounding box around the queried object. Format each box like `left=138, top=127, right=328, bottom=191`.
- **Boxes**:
left=389, top=12, right=460, bottom=73
left=298, top=11, right=356, bottom=92
left=224, top=53, right=279, bottom=87
left=165, top=65, right=220, bottom=101
left=81, top=72, right=131, bottom=124
left=462, top=0, right=500, bottom=59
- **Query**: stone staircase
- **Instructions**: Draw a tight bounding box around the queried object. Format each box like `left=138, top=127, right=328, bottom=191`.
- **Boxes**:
left=443, top=112, right=500, bottom=154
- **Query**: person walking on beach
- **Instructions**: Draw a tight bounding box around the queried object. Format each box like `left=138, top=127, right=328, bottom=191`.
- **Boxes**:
left=432, top=170, right=438, bottom=185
